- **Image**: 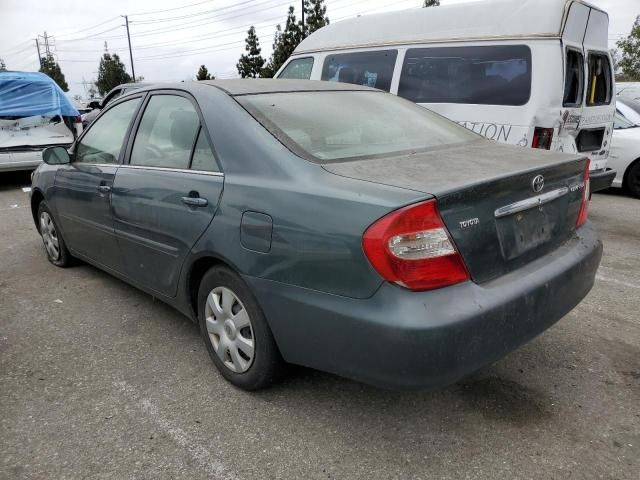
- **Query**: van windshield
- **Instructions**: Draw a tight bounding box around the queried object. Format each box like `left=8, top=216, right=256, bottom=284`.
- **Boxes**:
left=398, top=45, right=532, bottom=106
left=238, top=91, right=478, bottom=162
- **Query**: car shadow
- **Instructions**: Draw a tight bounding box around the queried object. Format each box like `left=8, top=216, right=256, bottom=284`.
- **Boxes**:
left=0, top=171, right=32, bottom=191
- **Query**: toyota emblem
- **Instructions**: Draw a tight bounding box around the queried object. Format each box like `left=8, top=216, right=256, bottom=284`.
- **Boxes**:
left=531, top=175, right=544, bottom=193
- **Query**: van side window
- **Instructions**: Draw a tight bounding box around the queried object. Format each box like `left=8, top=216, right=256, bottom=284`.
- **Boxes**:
left=586, top=53, right=612, bottom=106
left=398, top=45, right=531, bottom=106
left=321, top=50, right=398, bottom=92
left=278, top=57, right=314, bottom=79
left=563, top=49, right=584, bottom=106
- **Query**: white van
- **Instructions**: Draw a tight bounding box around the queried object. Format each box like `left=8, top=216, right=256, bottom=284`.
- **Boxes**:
left=276, top=0, right=616, bottom=191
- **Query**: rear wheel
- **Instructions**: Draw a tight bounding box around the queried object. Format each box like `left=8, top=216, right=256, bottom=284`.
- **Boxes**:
left=197, top=266, right=284, bottom=390
left=624, top=160, right=640, bottom=199
left=37, top=202, right=73, bottom=267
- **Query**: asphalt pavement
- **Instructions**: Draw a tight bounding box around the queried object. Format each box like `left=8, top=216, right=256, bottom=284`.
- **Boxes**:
left=1, top=170, right=638, bottom=480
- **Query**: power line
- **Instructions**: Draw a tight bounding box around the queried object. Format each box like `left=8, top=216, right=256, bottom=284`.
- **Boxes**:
left=130, top=0, right=293, bottom=37
left=55, top=16, right=121, bottom=39
left=131, top=0, right=264, bottom=24
left=129, top=0, right=215, bottom=17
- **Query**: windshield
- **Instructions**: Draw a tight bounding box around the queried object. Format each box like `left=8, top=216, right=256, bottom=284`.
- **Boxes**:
left=238, top=91, right=478, bottom=162
left=617, top=100, right=640, bottom=126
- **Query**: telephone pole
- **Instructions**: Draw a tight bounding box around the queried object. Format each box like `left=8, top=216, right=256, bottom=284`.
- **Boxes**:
left=43, top=31, right=51, bottom=56
left=301, top=0, right=305, bottom=37
left=35, top=38, right=42, bottom=68
left=122, top=15, right=136, bottom=82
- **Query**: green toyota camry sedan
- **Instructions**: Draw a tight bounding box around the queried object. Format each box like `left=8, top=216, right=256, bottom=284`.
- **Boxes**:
left=30, top=80, right=601, bottom=390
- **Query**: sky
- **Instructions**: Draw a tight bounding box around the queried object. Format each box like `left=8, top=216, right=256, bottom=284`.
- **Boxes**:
left=0, top=0, right=638, bottom=98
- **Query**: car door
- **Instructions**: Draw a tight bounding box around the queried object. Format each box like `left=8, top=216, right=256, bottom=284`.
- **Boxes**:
left=54, top=95, right=143, bottom=272
left=110, top=91, right=223, bottom=297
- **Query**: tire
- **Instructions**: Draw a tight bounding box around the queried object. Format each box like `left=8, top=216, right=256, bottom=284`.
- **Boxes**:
left=624, top=160, right=640, bottom=199
left=37, top=202, right=74, bottom=268
left=197, top=266, right=284, bottom=390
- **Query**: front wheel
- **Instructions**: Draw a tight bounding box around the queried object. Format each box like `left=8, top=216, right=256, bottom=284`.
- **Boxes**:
left=37, top=202, right=73, bottom=267
left=624, top=160, right=640, bottom=199
left=197, top=266, right=284, bottom=390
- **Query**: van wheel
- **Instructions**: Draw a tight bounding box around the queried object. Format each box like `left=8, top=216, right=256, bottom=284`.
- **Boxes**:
left=37, top=202, right=73, bottom=267
left=197, top=266, right=284, bottom=390
left=625, top=160, right=640, bottom=199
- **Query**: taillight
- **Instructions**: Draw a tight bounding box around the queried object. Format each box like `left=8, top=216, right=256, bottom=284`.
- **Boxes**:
left=532, top=127, right=554, bottom=150
left=576, top=159, right=590, bottom=227
left=74, top=115, right=82, bottom=123
left=362, top=200, right=470, bottom=291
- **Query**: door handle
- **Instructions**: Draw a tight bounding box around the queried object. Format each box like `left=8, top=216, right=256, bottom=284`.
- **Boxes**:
left=97, top=185, right=112, bottom=193
left=181, top=196, right=208, bottom=207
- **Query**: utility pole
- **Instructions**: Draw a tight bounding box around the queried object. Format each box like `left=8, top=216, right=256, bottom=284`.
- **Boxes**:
left=43, top=31, right=51, bottom=56
left=35, top=38, right=42, bottom=68
left=301, top=0, right=305, bottom=38
left=122, top=15, right=136, bottom=82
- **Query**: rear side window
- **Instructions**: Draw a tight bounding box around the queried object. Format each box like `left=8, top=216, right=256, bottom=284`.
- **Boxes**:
left=190, top=127, right=219, bottom=172
left=130, top=95, right=200, bottom=170
left=563, top=49, right=584, bottom=106
left=586, top=53, right=612, bottom=106
left=321, top=50, right=397, bottom=92
left=398, top=45, right=531, bottom=106
left=278, top=57, right=314, bottom=79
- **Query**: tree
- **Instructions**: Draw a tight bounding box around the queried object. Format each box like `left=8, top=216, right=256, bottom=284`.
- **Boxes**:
left=237, top=26, right=265, bottom=78
left=423, top=0, right=440, bottom=6
left=95, top=52, right=132, bottom=95
left=0, top=57, right=7, bottom=71
left=196, top=64, right=213, bottom=80
left=617, top=15, right=640, bottom=81
left=39, top=54, right=69, bottom=91
left=304, top=0, right=329, bottom=35
left=262, top=6, right=303, bottom=77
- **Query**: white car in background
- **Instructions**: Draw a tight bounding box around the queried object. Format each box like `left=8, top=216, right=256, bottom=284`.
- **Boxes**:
left=0, top=71, right=81, bottom=172
left=609, top=98, right=640, bottom=198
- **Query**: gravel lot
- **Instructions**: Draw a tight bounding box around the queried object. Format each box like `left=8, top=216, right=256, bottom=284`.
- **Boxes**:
left=1, top=171, right=638, bottom=480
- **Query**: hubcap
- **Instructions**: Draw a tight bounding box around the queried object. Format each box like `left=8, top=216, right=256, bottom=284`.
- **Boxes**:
left=204, top=286, right=255, bottom=373
left=39, top=212, right=60, bottom=260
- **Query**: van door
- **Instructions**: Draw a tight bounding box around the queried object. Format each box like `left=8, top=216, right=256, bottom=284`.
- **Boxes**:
left=557, top=1, right=590, bottom=156
left=579, top=8, right=615, bottom=173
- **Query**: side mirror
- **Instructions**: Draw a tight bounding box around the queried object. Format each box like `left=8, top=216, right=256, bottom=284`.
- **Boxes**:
left=42, top=146, right=71, bottom=165
left=88, top=100, right=101, bottom=109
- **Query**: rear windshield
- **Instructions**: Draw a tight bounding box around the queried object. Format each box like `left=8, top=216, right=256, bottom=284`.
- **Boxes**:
left=398, top=45, right=532, bottom=106
left=321, top=50, right=397, bottom=92
left=586, top=53, right=612, bottom=106
left=238, top=91, right=478, bottom=162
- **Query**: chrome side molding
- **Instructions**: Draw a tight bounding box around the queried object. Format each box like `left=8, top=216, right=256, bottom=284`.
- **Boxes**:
left=494, top=187, right=569, bottom=218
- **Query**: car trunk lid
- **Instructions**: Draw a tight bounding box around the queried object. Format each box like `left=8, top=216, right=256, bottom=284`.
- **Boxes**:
left=323, top=140, right=588, bottom=283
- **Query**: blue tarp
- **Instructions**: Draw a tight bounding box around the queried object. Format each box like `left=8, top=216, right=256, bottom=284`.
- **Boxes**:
left=0, top=71, right=79, bottom=117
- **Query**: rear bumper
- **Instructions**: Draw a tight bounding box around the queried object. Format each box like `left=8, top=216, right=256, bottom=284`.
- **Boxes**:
left=590, top=168, right=616, bottom=192
left=244, top=221, right=602, bottom=389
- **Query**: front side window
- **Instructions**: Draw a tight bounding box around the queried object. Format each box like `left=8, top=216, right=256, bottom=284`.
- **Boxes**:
left=130, top=95, right=200, bottom=169
left=278, top=57, right=314, bottom=80
left=75, top=97, right=140, bottom=164
left=398, top=45, right=532, bottom=106
left=564, top=49, right=584, bottom=106
left=321, top=50, right=398, bottom=92
left=613, top=112, right=635, bottom=130
left=587, top=53, right=612, bottom=106
left=239, top=91, right=478, bottom=162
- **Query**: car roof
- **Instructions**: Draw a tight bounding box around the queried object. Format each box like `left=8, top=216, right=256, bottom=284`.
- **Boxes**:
left=200, top=79, right=376, bottom=95
left=292, top=0, right=606, bottom=54
left=129, top=79, right=378, bottom=97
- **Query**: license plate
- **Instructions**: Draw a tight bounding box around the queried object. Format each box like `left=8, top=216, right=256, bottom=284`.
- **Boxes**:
left=495, top=207, right=555, bottom=260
